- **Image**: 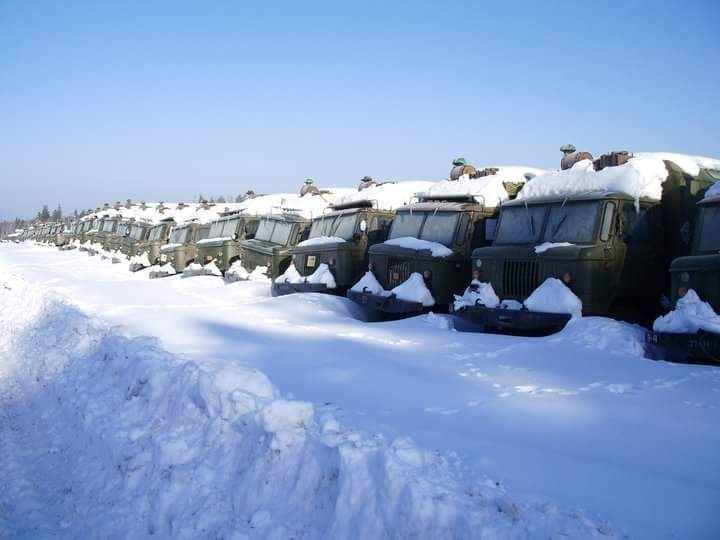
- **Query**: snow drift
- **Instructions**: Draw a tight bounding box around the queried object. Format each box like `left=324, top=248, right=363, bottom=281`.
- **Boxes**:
left=653, top=289, right=720, bottom=334
left=0, top=275, right=614, bottom=539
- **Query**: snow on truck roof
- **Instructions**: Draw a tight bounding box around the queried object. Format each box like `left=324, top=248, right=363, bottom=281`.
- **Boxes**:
left=332, top=181, right=436, bottom=211
left=421, top=166, right=547, bottom=208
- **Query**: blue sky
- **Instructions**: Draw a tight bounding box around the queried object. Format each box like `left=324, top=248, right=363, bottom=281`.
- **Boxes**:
left=1, top=0, right=718, bottom=220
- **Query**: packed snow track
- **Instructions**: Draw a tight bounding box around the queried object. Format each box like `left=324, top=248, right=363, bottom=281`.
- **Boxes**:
left=1, top=243, right=719, bottom=539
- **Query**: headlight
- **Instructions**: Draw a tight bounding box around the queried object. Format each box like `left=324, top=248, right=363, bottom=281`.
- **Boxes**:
left=474, top=259, right=482, bottom=268
left=680, top=272, right=690, bottom=283
left=562, top=272, right=573, bottom=284
left=422, top=269, right=432, bottom=280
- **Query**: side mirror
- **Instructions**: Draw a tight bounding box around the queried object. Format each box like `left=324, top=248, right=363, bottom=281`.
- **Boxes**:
left=359, top=219, right=367, bottom=232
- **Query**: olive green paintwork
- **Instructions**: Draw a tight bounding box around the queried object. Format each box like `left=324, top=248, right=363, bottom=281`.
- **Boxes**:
left=157, top=222, right=211, bottom=272
left=106, top=220, right=132, bottom=256
left=357, top=199, right=498, bottom=311
left=471, top=161, right=714, bottom=321
left=239, top=214, right=311, bottom=279
left=57, top=222, right=78, bottom=249
left=76, top=218, right=98, bottom=247
left=668, top=194, right=720, bottom=312
left=284, top=206, right=394, bottom=293
left=120, top=222, right=152, bottom=257
left=133, top=221, right=173, bottom=265
left=195, top=214, right=260, bottom=273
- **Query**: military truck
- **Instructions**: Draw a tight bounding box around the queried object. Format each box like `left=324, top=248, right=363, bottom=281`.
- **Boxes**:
left=121, top=221, right=152, bottom=257
left=56, top=222, right=77, bottom=249
left=452, top=156, right=714, bottom=333
left=76, top=217, right=97, bottom=250
left=271, top=200, right=394, bottom=296
left=129, top=220, right=172, bottom=272
left=646, top=176, right=720, bottom=363
left=237, top=212, right=312, bottom=280
left=87, top=216, right=120, bottom=255
left=193, top=211, right=260, bottom=275
left=150, top=221, right=211, bottom=277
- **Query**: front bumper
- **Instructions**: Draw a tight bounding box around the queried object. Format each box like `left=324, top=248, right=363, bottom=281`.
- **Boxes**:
left=272, top=281, right=330, bottom=297
left=450, top=304, right=571, bottom=334
left=645, top=330, right=720, bottom=366
left=346, top=289, right=424, bottom=317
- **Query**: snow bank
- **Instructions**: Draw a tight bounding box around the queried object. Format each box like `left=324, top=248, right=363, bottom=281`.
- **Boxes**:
left=534, top=242, right=575, bottom=254
left=276, top=263, right=304, bottom=284
left=517, top=157, right=670, bottom=204
left=423, top=167, right=546, bottom=207
left=383, top=237, right=454, bottom=257
left=524, top=278, right=583, bottom=318
left=704, top=181, right=720, bottom=200
left=391, top=272, right=435, bottom=307
left=129, top=252, right=151, bottom=269
left=453, top=280, right=500, bottom=311
left=306, top=263, right=337, bottom=289
left=0, top=275, right=613, bottom=539
left=333, top=181, right=434, bottom=210
left=203, top=260, right=223, bottom=277
left=350, top=271, right=388, bottom=296
left=634, top=152, right=720, bottom=177
left=297, top=236, right=346, bottom=248
left=653, top=289, right=720, bottom=334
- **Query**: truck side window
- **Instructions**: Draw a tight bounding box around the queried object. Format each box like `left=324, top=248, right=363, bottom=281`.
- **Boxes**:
left=600, top=202, right=615, bottom=242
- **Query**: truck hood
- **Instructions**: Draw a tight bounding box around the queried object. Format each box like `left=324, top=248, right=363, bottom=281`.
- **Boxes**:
left=472, top=244, right=601, bottom=261
left=196, top=237, right=233, bottom=248
left=369, top=242, right=463, bottom=262
left=293, top=241, right=357, bottom=255
left=242, top=239, right=283, bottom=256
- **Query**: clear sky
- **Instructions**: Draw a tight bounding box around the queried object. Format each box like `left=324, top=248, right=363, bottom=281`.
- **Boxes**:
left=1, top=0, right=718, bottom=220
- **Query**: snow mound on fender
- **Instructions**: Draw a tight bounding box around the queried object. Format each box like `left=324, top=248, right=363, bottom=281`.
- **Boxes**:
left=653, top=289, right=720, bottom=334
left=306, top=263, right=337, bottom=289
left=225, top=260, right=249, bottom=281
left=203, top=260, right=222, bottom=276
left=453, top=280, right=500, bottom=311
left=391, top=272, right=435, bottom=307
left=276, top=263, right=304, bottom=284
left=384, top=237, right=453, bottom=257
left=517, top=157, right=669, bottom=204
left=524, top=278, right=582, bottom=318
left=0, top=275, right=615, bottom=539
left=351, top=271, right=388, bottom=296
left=248, top=265, right=270, bottom=282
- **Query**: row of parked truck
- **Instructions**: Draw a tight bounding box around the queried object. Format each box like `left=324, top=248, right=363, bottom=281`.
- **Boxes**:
left=8, top=149, right=720, bottom=365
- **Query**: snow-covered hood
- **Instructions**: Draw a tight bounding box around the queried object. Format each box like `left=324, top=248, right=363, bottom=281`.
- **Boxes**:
left=241, top=238, right=286, bottom=255
left=160, top=243, right=185, bottom=252
left=370, top=239, right=459, bottom=259
left=196, top=237, right=233, bottom=247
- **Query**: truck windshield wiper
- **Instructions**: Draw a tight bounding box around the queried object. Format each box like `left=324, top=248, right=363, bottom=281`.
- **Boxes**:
left=524, top=201, right=535, bottom=238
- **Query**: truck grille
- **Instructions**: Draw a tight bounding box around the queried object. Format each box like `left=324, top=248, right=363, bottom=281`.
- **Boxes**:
left=502, top=260, right=539, bottom=298
left=387, top=258, right=411, bottom=288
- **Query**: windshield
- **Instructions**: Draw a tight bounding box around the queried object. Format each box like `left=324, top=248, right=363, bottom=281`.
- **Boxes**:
left=209, top=217, right=240, bottom=238
left=82, top=221, right=93, bottom=232
left=149, top=225, right=166, bottom=241
left=270, top=221, right=294, bottom=245
left=542, top=201, right=599, bottom=243
left=388, top=211, right=459, bottom=247
left=495, top=205, right=547, bottom=244
left=697, top=204, right=720, bottom=252
left=101, top=220, right=115, bottom=232
left=116, top=223, right=127, bottom=236
left=130, top=225, right=145, bottom=240
left=169, top=227, right=190, bottom=244
left=309, top=216, right=336, bottom=238
left=389, top=212, right=425, bottom=239
left=255, top=219, right=275, bottom=241
left=333, top=214, right=358, bottom=240
left=222, top=218, right=241, bottom=237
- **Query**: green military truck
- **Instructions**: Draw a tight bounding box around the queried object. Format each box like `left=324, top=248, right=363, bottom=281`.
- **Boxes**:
left=88, top=216, right=120, bottom=255
left=56, top=222, right=78, bottom=249
left=192, top=211, right=260, bottom=275
left=76, top=217, right=97, bottom=250
left=272, top=200, right=394, bottom=296
left=150, top=221, right=211, bottom=277
left=237, top=212, right=312, bottom=280
left=646, top=177, right=720, bottom=364
left=129, top=220, right=172, bottom=272
left=346, top=196, right=499, bottom=318
left=452, top=157, right=714, bottom=333
left=121, top=221, right=152, bottom=258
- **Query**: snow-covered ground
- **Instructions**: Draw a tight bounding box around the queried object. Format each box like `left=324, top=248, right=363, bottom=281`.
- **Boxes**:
left=1, top=243, right=720, bottom=539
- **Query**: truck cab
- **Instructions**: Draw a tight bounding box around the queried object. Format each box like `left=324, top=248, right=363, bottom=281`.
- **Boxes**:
left=237, top=213, right=311, bottom=280
left=129, top=221, right=172, bottom=271
left=151, top=221, right=210, bottom=276
left=121, top=221, right=152, bottom=258
left=347, top=196, right=498, bottom=317
left=194, top=212, right=260, bottom=274
left=272, top=201, right=394, bottom=296
left=453, top=158, right=713, bottom=333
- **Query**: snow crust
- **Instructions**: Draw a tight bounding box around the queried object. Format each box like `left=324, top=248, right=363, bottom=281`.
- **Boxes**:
left=634, top=152, right=720, bottom=177
left=390, top=272, right=435, bottom=307
left=296, top=236, right=346, bottom=247
left=534, top=242, right=575, bottom=254
left=333, top=181, right=434, bottom=210
left=517, top=158, right=670, bottom=204
left=383, top=237, right=454, bottom=257
left=423, top=166, right=546, bottom=207
left=524, top=278, right=583, bottom=318
left=453, top=280, right=500, bottom=311
left=306, top=263, right=337, bottom=289
left=653, top=289, right=720, bottom=334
